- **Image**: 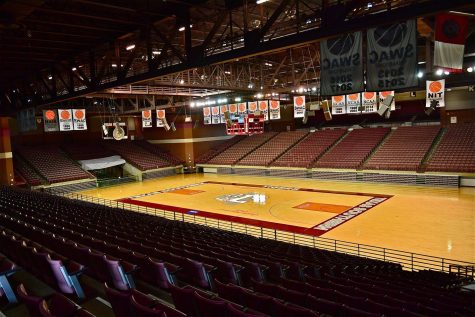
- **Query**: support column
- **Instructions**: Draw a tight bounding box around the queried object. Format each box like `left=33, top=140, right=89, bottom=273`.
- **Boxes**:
left=0, top=117, right=14, bottom=186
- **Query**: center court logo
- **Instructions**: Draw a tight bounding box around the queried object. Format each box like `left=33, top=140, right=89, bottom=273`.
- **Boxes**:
left=216, top=193, right=266, bottom=205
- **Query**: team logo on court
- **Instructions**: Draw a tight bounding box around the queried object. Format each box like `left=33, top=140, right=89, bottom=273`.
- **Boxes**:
left=216, top=193, right=266, bottom=205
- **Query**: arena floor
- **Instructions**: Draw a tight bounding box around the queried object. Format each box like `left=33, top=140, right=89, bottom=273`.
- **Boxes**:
left=78, top=174, right=475, bottom=263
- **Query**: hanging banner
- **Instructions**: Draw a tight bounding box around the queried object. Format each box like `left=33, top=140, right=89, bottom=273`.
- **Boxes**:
left=258, top=100, right=269, bottom=121
left=43, top=109, right=59, bottom=132
left=366, top=19, right=418, bottom=91
left=331, top=95, right=346, bottom=115
left=269, top=100, right=281, bottom=120
left=219, top=105, right=228, bottom=124
left=346, top=93, right=361, bottom=114
left=320, top=31, right=364, bottom=95
left=247, top=101, right=258, bottom=115
left=211, top=106, right=220, bottom=124
left=434, top=13, right=468, bottom=71
left=72, top=109, right=87, bottom=130
left=203, top=107, right=211, bottom=125
left=379, top=91, right=396, bottom=111
left=58, top=109, right=73, bottom=131
left=426, top=79, right=445, bottom=108
left=156, top=109, right=166, bottom=127
left=142, top=110, right=152, bottom=128
left=293, top=96, right=305, bottom=118
left=228, top=104, right=238, bottom=116
left=361, top=92, right=377, bottom=113
left=238, top=102, right=247, bottom=115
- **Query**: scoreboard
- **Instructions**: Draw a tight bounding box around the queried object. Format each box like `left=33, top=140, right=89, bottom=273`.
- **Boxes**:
left=226, top=114, right=264, bottom=136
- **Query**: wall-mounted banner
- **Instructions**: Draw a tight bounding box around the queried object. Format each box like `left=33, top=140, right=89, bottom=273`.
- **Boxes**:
left=157, top=109, right=166, bottom=127
left=258, top=100, right=269, bottom=121
left=72, top=109, right=87, bottom=130
left=426, top=79, right=445, bottom=108
left=379, top=91, right=395, bottom=111
left=219, top=105, right=228, bottom=124
left=269, top=100, right=281, bottom=120
left=293, top=96, right=306, bottom=118
left=238, top=102, right=247, bottom=115
left=331, top=95, right=346, bottom=115
left=203, top=107, right=211, bottom=125
left=247, top=101, right=258, bottom=115
left=367, top=19, right=418, bottom=91
left=58, top=109, right=73, bottom=131
left=361, top=92, right=377, bottom=113
left=211, top=106, right=220, bottom=124
left=346, top=93, right=361, bottom=114
left=228, top=104, right=238, bottom=115
left=142, top=110, right=152, bottom=128
left=43, top=109, right=59, bottom=132
left=320, top=31, right=364, bottom=95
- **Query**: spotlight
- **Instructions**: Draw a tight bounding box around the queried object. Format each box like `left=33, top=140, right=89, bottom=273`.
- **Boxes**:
left=436, top=69, right=443, bottom=76
left=417, top=71, right=423, bottom=78
left=444, top=71, right=449, bottom=75
left=126, top=44, right=135, bottom=51
left=467, top=67, right=473, bottom=73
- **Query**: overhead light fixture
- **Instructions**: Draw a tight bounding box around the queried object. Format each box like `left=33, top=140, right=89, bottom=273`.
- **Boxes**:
left=256, top=0, right=269, bottom=4
left=248, top=83, right=254, bottom=89
left=418, top=61, right=426, bottom=65
left=468, top=67, right=473, bottom=73
left=264, top=62, right=273, bottom=67
left=178, top=26, right=185, bottom=32
left=436, top=69, right=443, bottom=76
left=126, top=44, right=135, bottom=51
left=111, top=63, right=118, bottom=68
left=235, top=97, right=241, bottom=102
left=152, top=50, right=161, bottom=55
left=367, top=2, right=373, bottom=9
left=225, top=71, right=231, bottom=74
left=180, top=79, right=185, bottom=84
left=444, top=70, right=450, bottom=75
left=48, top=75, right=53, bottom=80
left=71, top=67, right=77, bottom=71
left=190, top=102, right=196, bottom=107
left=417, top=71, right=424, bottom=78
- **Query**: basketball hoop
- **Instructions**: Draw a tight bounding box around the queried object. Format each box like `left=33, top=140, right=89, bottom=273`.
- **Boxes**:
left=226, top=114, right=264, bottom=136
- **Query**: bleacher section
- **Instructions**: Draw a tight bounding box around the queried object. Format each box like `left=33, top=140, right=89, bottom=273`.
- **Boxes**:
left=237, top=131, right=308, bottom=166
left=15, top=145, right=92, bottom=183
left=135, top=140, right=183, bottom=165
left=207, top=132, right=277, bottom=165
left=61, top=142, right=115, bottom=161
left=272, top=129, right=347, bottom=168
left=314, top=127, right=390, bottom=169
left=195, top=135, right=246, bottom=164
left=365, top=125, right=441, bottom=171
left=13, top=157, right=44, bottom=186
left=103, top=141, right=173, bottom=171
left=427, top=123, right=475, bottom=173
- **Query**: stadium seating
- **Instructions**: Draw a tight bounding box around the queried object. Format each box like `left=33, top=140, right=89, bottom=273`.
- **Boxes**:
left=426, top=123, right=475, bottom=173
left=195, top=135, right=246, bottom=164
left=61, top=143, right=115, bottom=161
left=135, top=140, right=183, bottom=165
left=237, top=131, right=308, bottom=166
left=364, top=125, right=441, bottom=171
left=272, top=129, right=347, bottom=168
left=13, top=157, right=44, bottom=186
left=15, top=145, right=92, bottom=183
left=207, top=132, right=277, bottom=165
left=314, top=127, right=390, bottom=169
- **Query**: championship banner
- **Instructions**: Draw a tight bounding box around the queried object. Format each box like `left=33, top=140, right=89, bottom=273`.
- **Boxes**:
left=156, top=109, right=166, bottom=127
left=366, top=20, right=418, bottom=91
left=434, top=13, right=468, bottom=71
left=320, top=31, right=364, bottom=95
left=43, top=109, right=59, bottom=132
left=331, top=95, right=346, bottom=115
left=72, top=109, right=87, bottom=130
left=379, top=91, right=395, bottom=111
left=238, top=102, right=247, bottom=115
left=361, top=92, right=377, bottom=113
left=269, top=100, right=281, bottom=120
left=258, top=100, right=269, bottom=121
left=142, top=110, right=152, bottom=128
left=58, top=109, right=73, bottom=131
left=228, top=104, right=238, bottom=115
left=293, top=96, right=305, bottom=118
left=211, top=106, right=220, bottom=124
left=203, top=107, right=211, bottom=125
left=247, top=101, right=258, bottom=115
left=426, top=79, right=445, bottom=108
left=346, top=93, right=361, bottom=114
left=219, top=105, right=228, bottom=124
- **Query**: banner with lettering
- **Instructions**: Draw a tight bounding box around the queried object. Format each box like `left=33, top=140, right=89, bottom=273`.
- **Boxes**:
left=228, top=104, right=238, bottom=116
left=219, top=105, right=228, bottom=124
left=142, top=110, right=152, bottom=128
left=238, top=102, right=247, bottom=115
left=211, top=106, right=220, bottom=124
left=247, top=101, right=258, bottom=115
left=361, top=92, right=377, bottom=113
left=157, top=109, right=166, bottom=127
left=58, top=109, right=73, bottom=131
left=366, top=19, right=418, bottom=91
left=346, top=93, right=361, bottom=114
left=258, top=100, right=269, bottom=121
left=293, top=96, right=305, bottom=118
left=269, top=100, right=280, bottom=120
left=43, top=110, right=59, bottom=132
left=72, top=109, right=87, bottom=130
left=426, top=79, right=445, bottom=108
left=331, top=95, right=346, bottom=115
left=203, top=107, right=211, bottom=125
left=320, top=31, right=364, bottom=95
left=379, top=91, right=396, bottom=111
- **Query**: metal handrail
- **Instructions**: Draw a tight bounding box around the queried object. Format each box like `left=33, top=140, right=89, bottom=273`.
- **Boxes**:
left=57, top=191, right=475, bottom=276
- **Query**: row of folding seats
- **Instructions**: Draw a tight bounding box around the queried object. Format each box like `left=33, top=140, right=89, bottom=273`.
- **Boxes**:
left=13, top=157, right=44, bottom=186
left=135, top=140, right=184, bottom=165
left=61, top=142, right=115, bottom=161
left=195, top=136, right=246, bottom=163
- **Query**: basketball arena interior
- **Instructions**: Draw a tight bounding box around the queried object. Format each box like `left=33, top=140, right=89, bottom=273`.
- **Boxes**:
left=1, top=1, right=475, bottom=316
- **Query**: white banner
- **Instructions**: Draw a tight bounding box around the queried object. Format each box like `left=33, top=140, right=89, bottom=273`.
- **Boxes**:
left=247, top=101, right=258, bottom=115
left=258, top=100, right=269, bottom=121
left=156, top=109, right=166, bottom=127
left=379, top=91, right=395, bottom=111
left=293, top=96, right=305, bottom=118
left=203, top=107, right=211, bottom=125
left=211, top=106, right=220, bottom=124
left=58, top=109, right=73, bottom=131
left=331, top=95, right=346, bottom=115
left=426, top=79, right=445, bottom=108
left=228, top=104, right=238, bottom=115
left=142, top=110, right=152, bottom=128
left=72, top=109, right=87, bottom=130
left=269, top=100, right=280, bottom=120
left=346, top=93, right=361, bottom=114
left=238, top=102, right=247, bottom=115
left=361, top=92, right=378, bottom=113
left=219, top=105, right=228, bottom=124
